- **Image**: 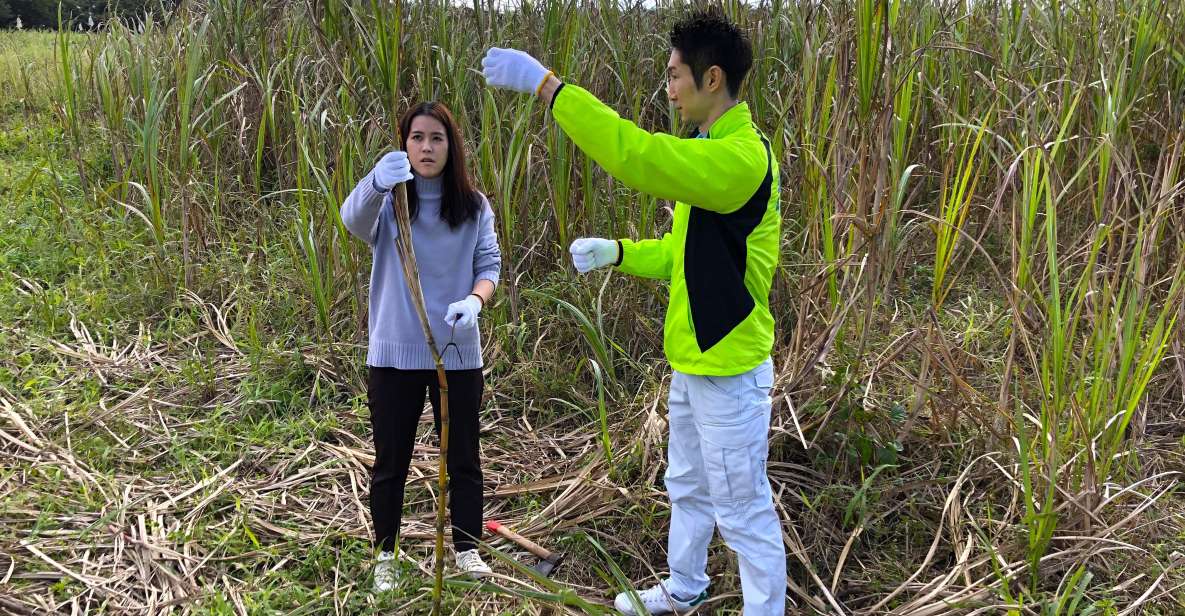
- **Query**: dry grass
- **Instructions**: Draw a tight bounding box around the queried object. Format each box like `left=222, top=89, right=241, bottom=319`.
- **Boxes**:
left=2, top=294, right=1182, bottom=613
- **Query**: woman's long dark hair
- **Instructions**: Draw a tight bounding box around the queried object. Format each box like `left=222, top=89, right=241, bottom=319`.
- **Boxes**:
left=399, top=102, right=481, bottom=229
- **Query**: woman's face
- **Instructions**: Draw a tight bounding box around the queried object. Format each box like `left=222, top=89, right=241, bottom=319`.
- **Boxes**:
left=407, top=114, right=449, bottom=178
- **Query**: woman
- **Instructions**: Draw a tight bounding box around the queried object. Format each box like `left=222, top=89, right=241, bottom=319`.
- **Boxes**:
left=341, top=102, right=500, bottom=592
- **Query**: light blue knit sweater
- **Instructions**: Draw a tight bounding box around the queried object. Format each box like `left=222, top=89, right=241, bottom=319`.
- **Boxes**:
left=341, top=172, right=500, bottom=370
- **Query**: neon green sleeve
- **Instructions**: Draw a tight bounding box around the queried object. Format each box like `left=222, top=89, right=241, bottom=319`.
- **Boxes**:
left=551, top=84, right=765, bottom=214
left=617, top=234, right=674, bottom=280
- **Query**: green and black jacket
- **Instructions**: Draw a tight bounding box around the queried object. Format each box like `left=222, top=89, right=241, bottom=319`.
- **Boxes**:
left=550, top=84, right=781, bottom=376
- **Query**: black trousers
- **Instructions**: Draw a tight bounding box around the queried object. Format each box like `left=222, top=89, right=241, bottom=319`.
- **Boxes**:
left=367, top=366, right=484, bottom=553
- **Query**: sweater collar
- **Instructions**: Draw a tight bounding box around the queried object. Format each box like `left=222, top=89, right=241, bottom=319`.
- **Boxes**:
left=414, top=174, right=444, bottom=198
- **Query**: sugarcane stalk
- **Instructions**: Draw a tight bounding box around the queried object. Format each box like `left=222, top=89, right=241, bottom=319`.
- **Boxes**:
left=390, top=183, right=451, bottom=615
left=379, top=0, right=450, bottom=612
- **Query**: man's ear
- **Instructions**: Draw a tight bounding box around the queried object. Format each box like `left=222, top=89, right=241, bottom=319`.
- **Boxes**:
left=705, top=65, right=725, bottom=94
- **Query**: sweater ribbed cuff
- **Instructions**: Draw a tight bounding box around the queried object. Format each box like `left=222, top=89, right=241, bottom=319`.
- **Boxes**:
left=371, top=173, right=391, bottom=194
left=474, top=270, right=500, bottom=286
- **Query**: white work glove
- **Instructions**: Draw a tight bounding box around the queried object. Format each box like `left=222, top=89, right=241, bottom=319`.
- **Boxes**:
left=372, top=151, right=413, bottom=192
left=481, top=47, right=551, bottom=95
left=444, top=295, right=482, bottom=329
left=569, top=238, right=619, bottom=274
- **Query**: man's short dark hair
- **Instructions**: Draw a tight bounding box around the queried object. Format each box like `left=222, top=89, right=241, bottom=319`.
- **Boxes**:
left=669, top=8, right=753, bottom=98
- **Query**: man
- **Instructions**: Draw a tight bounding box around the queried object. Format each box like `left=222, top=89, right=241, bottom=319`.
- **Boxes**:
left=481, top=9, right=785, bottom=616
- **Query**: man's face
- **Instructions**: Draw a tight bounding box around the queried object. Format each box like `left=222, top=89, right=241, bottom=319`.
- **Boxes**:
left=666, top=49, right=710, bottom=127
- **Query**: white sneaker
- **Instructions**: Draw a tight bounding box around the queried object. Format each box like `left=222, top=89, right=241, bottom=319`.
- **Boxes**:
left=613, top=580, right=708, bottom=615
left=373, top=550, right=397, bottom=593
left=455, top=548, right=492, bottom=579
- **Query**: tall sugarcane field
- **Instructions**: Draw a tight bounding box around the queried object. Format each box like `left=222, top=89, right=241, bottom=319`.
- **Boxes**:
left=1, top=0, right=1184, bottom=614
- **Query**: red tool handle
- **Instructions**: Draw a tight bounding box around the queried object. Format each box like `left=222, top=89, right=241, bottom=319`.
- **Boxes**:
left=486, top=520, right=552, bottom=559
